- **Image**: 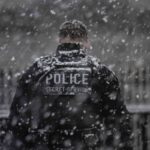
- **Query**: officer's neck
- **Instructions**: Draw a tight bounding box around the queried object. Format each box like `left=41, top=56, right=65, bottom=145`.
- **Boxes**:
left=59, top=42, right=84, bottom=49
left=59, top=37, right=90, bottom=49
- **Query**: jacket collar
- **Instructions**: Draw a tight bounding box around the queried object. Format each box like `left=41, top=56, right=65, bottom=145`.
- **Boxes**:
left=56, top=43, right=86, bottom=59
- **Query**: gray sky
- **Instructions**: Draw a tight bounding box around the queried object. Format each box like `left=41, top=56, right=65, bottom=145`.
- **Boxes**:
left=0, top=0, right=150, bottom=70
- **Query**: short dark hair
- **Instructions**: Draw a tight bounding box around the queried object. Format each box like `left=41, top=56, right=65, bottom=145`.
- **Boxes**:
left=59, top=20, right=88, bottom=41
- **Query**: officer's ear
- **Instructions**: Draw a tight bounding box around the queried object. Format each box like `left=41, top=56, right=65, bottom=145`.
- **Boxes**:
left=58, top=36, right=71, bottom=44
left=58, top=37, right=63, bottom=43
left=83, top=39, right=92, bottom=49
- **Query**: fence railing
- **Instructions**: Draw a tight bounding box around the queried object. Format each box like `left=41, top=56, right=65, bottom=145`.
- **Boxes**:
left=116, top=66, right=150, bottom=104
left=0, top=69, right=17, bottom=106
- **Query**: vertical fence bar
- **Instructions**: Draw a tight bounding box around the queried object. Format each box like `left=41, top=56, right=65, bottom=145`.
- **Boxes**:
left=131, top=67, right=135, bottom=104
left=7, top=70, right=13, bottom=105
left=119, top=69, right=125, bottom=102
left=137, top=114, right=142, bottom=150
left=123, top=68, right=128, bottom=103
left=133, top=114, right=140, bottom=150
left=141, top=114, right=148, bottom=150
left=139, top=118, right=143, bottom=150
left=134, top=68, right=140, bottom=104
left=0, top=69, right=4, bottom=104
left=141, top=67, right=146, bottom=103
left=147, top=115, right=150, bottom=150
left=126, top=67, right=132, bottom=104
left=147, top=67, right=150, bottom=103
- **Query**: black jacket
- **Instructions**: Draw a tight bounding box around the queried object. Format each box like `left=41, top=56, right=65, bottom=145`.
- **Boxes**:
left=7, top=43, right=133, bottom=150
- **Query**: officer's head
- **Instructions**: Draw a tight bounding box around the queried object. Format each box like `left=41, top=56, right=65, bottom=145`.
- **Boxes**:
left=59, top=20, right=90, bottom=48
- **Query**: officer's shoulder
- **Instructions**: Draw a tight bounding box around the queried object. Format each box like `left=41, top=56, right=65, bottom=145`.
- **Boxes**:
left=35, top=55, right=53, bottom=68
left=87, top=55, right=116, bottom=78
left=87, top=55, right=107, bottom=71
left=19, top=55, right=53, bottom=82
left=87, top=55, right=101, bottom=68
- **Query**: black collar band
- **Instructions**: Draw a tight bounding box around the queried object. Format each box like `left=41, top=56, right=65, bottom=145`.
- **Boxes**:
left=57, top=43, right=81, bottom=52
left=56, top=43, right=86, bottom=59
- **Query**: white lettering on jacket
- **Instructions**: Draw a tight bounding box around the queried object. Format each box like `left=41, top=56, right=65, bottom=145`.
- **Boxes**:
left=46, top=73, right=89, bottom=85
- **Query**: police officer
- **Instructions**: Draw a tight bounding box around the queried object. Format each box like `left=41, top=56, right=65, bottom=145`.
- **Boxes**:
left=7, top=20, right=133, bottom=150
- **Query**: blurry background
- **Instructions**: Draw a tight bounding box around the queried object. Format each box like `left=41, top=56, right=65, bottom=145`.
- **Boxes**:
left=0, top=0, right=150, bottom=70
left=0, top=1, right=150, bottom=149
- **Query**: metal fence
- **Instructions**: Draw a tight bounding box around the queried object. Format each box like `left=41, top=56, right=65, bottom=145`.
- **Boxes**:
left=117, top=66, right=150, bottom=150
left=0, top=69, right=16, bottom=106
left=117, top=66, right=150, bottom=105
left=0, top=67, right=150, bottom=150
